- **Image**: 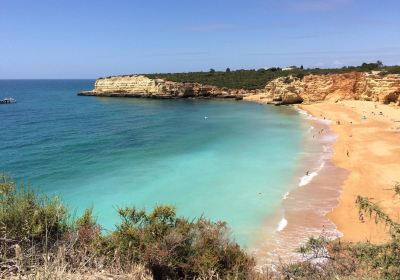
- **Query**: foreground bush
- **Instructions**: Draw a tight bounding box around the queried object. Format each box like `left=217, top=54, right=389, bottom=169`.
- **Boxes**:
left=93, top=205, right=254, bottom=279
left=277, top=184, right=400, bottom=280
left=0, top=175, right=254, bottom=279
left=0, top=175, right=68, bottom=243
left=3, top=174, right=400, bottom=279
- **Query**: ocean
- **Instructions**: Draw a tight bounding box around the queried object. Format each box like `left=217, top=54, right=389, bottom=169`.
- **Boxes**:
left=0, top=80, right=320, bottom=247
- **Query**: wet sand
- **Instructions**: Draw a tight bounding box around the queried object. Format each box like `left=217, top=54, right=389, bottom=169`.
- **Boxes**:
left=252, top=109, right=348, bottom=266
left=300, top=101, right=400, bottom=243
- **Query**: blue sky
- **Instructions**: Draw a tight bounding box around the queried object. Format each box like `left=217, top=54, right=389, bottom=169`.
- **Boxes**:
left=1, top=0, right=399, bottom=78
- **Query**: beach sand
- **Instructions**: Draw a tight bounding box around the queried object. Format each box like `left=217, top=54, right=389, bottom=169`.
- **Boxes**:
left=252, top=109, right=347, bottom=266
left=300, top=100, right=400, bottom=243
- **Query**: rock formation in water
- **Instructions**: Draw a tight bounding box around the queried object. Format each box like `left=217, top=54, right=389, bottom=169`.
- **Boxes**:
left=79, top=72, right=400, bottom=106
left=262, top=72, right=400, bottom=105
left=78, top=75, right=253, bottom=100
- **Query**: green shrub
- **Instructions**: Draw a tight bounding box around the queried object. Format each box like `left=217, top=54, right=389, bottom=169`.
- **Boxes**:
left=3, top=172, right=400, bottom=279
left=295, top=72, right=305, bottom=80
left=282, top=184, right=400, bottom=280
left=0, top=174, right=68, bottom=245
left=0, top=175, right=254, bottom=279
left=109, top=205, right=254, bottom=279
left=144, top=63, right=400, bottom=90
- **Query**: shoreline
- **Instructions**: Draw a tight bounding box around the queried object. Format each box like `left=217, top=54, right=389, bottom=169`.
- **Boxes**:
left=299, top=101, right=400, bottom=243
left=251, top=105, right=347, bottom=266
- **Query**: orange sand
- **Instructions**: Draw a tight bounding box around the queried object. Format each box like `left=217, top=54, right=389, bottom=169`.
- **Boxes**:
left=300, top=101, right=400, bottom=243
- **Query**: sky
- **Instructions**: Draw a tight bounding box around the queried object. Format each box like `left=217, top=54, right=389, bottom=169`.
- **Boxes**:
left=1, top=0, right=399, bottom=78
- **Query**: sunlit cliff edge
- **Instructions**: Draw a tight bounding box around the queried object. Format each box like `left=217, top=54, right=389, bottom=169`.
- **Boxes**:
left=79, top=72, right=400, bottom=106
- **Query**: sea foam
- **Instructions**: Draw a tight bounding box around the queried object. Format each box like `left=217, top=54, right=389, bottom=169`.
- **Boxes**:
left=297, top=108, right=332, bottom=125
left=276, top=217, right=288, bottom=232
left=299, top=161, right=325, bottom=187
left=282, top=192, right=290, bottom=200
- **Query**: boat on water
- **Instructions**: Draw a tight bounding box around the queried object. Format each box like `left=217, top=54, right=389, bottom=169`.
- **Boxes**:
left=0, top=97, right=16, bottom=104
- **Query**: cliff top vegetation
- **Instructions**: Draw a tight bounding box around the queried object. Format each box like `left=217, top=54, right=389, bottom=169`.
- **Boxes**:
left=143, top=62, right=400, bottom=90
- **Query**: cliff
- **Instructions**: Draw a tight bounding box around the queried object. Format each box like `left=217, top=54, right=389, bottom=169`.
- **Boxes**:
left=79, top=72, right=400, bottom=106
left=262, top=72, right=400, bottom=105
left=79, top=75, right=253, bottom=100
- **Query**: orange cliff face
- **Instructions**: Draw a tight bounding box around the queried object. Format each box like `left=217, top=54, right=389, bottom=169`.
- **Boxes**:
left=79, top=72, right=400, bottom=106
left=262, top=72, right=400, bottom=106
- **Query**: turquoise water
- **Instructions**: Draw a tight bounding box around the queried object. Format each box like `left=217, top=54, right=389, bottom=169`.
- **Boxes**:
left=0, top=80, right=305, bottom=245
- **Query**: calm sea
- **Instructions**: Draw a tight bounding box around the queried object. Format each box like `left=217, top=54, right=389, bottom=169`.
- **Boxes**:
left=0, top=80, right=311, bottom=246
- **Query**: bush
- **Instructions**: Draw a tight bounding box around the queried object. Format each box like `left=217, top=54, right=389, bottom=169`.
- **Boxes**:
left=144, top=63, right=400, bottom=90
left=3, top=173, right=400, bottom=279
left=0, top=174, right=68, bottom=246
left=295, top=72, right=305, bottom=80
left=279, top=183, right=400, bottom=280
left=102, top=205, right=254, bottom=279
left=0, top=175, right=254, bottom=279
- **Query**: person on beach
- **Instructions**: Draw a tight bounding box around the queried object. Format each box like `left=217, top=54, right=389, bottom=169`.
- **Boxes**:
left=359, top=211, right=365, bottom=223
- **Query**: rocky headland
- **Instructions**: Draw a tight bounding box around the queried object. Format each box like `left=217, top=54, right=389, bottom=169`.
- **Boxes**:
left=78, top=75, right=253, bottom=100
left=261, top=72, right=400, bottom=105
left=79, top=72, right=400, bottom=106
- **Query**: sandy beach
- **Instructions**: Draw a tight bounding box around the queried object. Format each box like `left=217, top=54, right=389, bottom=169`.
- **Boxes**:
left=300, top=101, right=400, bottom=243
left=252, top=106, right=348, bottom=265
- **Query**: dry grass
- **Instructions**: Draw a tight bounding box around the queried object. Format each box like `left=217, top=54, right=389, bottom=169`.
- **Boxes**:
left=0, top=176, right=254, bottom=279
left=3, top=175, right=400, bottom=280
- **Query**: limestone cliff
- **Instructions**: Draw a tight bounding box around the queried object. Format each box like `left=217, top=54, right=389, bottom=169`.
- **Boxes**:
left=79, top=75, right=250, bottom=99
left=262, top=72, right=400, bottom=105
left=79, top=72, right=400, bottom=106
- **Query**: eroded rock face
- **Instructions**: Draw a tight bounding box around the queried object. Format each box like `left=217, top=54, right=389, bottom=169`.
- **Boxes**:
left=94, top=75, right=164, bottom=94
left=79, top=75, right=250, bottom=99
left=263, top=72, right=400, bottom=105
left=79, top=72, right=400, bottom=106
left=264, top=76, right=304, bottom=105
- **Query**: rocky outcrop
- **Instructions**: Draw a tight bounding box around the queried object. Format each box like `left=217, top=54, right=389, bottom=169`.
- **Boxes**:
left=79, top=72, right=400, bottom=106
left=79, top=75, right=252, bottom=100
left=262, top=72, right=400, bottom=105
